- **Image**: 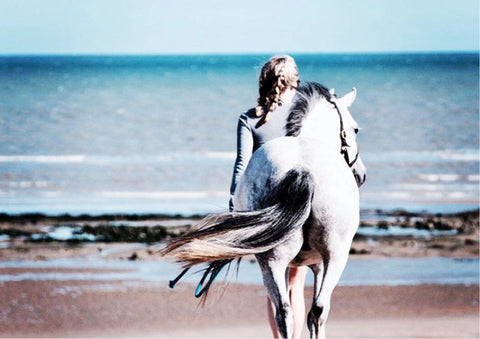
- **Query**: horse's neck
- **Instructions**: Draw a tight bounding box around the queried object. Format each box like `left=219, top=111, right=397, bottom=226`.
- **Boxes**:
left=298, top=102, right=341, bottom=149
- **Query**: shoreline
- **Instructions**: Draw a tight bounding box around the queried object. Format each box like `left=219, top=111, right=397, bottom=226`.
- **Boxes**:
left=1, top=207, right=477, bottom=220
left=1, top=208, right=478, bottom=259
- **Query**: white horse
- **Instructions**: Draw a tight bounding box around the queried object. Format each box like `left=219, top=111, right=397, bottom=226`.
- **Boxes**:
left=161, top=82, right=366, bottom=339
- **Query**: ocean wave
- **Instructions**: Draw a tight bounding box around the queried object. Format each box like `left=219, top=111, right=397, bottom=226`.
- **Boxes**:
left=437, top=150, right=480, bottom=161
left=0, top=153, right=233, bottom=164
left=418, top=174, right=463, bottom=182
left=1, top=149, right=476, bottom=165
left=418, top=174, right=480, bottom=183
left=0, top=155, right=86, bottom=163
left=362, top=189, right=478, bottom=202
left=83, top=155, right=173, bottom=164
left=204, top=151, right=236, bottom=160
left=393, top=183, right=479, bottom=191
left=100, top=190, right=229, bottom=199
left=6, top=181, right=49, bottom=188
left=0, top=154, right=173, bottom=164
left=364, top=149, right=479, bottom=163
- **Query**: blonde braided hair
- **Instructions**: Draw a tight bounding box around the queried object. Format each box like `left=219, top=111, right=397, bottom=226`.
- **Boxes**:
left=255, top=55, right=299, bottom=123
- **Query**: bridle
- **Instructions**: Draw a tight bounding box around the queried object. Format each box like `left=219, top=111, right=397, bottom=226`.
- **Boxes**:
left=329, top=98, right=360, bottom=168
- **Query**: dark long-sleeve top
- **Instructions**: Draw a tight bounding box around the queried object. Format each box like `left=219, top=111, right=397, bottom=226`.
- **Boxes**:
left=229, top=102, right=294, bottom=201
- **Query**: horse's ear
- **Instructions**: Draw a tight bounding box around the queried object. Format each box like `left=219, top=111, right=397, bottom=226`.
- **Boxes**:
left=339, top=88, right=357, bottom=107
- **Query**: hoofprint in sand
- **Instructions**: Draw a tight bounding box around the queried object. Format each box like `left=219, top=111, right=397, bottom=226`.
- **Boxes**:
left=0, top=210, right=478, bottom=338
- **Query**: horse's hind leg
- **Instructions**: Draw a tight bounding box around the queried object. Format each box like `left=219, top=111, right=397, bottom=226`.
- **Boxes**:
left=307, top=243, right=350, bottom=339
left=258, top=259, right=292, bottom=338
left=307, top=263, right=326, bottom=339
left=257, top=255, right=294, bottom=338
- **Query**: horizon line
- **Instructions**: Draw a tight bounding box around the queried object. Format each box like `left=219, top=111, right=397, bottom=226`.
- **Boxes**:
left=0, top=50, right=478, bottom=57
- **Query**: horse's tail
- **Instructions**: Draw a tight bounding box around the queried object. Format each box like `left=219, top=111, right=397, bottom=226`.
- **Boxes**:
left=160, top=168, right=314, bottom=266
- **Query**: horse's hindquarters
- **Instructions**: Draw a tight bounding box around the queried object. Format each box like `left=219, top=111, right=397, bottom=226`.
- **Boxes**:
left=234, top=137, right=304, bottom=211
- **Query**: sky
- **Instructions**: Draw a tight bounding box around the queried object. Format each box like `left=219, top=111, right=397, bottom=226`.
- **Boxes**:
left=0, top=0, right=478, bottom=55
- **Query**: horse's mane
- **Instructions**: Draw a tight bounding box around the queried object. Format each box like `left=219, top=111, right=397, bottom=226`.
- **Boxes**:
left=285, top=82, right=332, bottom=137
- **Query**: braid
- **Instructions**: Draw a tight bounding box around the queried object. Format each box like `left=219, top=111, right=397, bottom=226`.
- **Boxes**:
left=256, top=56, right=299, bottom=123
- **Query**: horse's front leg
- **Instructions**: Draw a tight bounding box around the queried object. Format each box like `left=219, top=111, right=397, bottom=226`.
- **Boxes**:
left=257, top=254, right=293, bottom=339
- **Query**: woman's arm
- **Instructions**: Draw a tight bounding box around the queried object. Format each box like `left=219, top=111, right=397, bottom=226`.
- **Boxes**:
left=229, top=114, right=254, bottom=211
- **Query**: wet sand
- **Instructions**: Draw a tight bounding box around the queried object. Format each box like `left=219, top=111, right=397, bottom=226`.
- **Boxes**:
left=0, top=278, right=478, bottom=338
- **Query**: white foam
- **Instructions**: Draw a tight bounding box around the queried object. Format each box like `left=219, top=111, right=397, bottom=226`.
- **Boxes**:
left=437, top=150, right=479, bottom=161
left=8, top=181, right=49, bottom=188
left=100, top=190, right=229, bottom=199
left=0, top=153, right=234, bottom=165
left=362, top=189, right=478, bottom=202
left=204, top=151, right=236, bottom=160
left=393, top=183, right=478, bottom=191
left=446, top=191, right=470, bottom=199
left=40, top=191, right=62, bottom=198
left=419, top=174, right=461, bottom=182
left=0, top=155, right=86, bottom=163
left=467, top=174, right=480, bottom=182
left=366, top=149, right=479, bottom=163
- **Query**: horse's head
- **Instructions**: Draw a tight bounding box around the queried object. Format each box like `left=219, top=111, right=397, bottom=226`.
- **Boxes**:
left=287, top=82, right=366, bottom=187
left=331, top=88, right=367, bottom=187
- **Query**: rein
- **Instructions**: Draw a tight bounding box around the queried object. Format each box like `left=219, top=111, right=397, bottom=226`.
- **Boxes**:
left=330, top=99, right=360, bottom=168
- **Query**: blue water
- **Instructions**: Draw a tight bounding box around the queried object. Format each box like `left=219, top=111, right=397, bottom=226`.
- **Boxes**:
left=0, top=53, right=478, bottom=215
left=0, top=256, right=477, bottom=286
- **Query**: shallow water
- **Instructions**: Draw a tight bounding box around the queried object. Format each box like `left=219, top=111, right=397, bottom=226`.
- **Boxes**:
left=356, top=226, right=458, bottom=238
left=0, top=256, right=477, bottom=287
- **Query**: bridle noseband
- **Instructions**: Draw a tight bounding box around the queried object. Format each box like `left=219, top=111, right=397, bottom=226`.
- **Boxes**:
left=329, top=98, right=360, bottom=168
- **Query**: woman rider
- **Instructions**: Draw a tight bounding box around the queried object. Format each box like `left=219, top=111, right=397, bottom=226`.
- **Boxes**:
left=229, top=55, right=308, bottom=339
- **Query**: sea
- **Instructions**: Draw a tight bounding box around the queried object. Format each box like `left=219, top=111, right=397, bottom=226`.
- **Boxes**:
left=0, top=53, right=478, bottom=216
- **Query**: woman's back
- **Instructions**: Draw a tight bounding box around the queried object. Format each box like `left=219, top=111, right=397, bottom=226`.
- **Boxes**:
left=239, top=102, right=294, bottom=153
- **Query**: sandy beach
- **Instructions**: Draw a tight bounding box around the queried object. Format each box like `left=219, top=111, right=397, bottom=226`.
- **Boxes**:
left=0, top=278, right=478, bottom=338
left=0, top=211, right=478, bottom=338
